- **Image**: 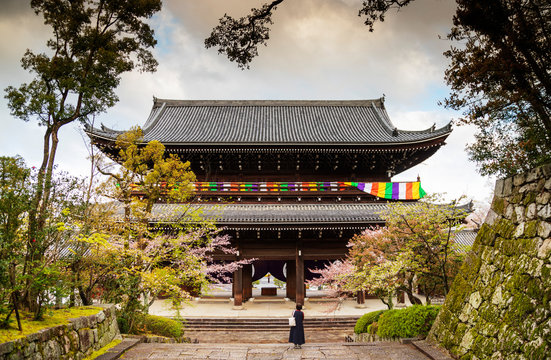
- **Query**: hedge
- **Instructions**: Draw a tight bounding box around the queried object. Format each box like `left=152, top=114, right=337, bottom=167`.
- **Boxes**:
left=140, top=314, right=184, bottom=339
left=354, top=310, right=386, bottom=334
left=377, top=305, right=440, bottom=339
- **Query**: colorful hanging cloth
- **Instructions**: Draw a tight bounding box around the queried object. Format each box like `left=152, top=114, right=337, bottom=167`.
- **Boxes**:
left=345, top=181, right=426, bottom=200
left=192, top=181, right=426, bottom=200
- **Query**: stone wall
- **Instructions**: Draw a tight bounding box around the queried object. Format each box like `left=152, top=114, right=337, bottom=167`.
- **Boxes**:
left=0, top=304, right=121, bottom=360
left=428, top=164, right=551, bottom=359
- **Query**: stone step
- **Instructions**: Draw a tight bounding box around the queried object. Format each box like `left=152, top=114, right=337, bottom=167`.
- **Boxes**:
left=180, top=317, right=359, bottom=331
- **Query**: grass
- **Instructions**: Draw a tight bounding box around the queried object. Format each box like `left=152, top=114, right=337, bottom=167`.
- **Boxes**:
left=0, top=306, right=103, bottom=343
left=83, top=338, right=121, bottom=360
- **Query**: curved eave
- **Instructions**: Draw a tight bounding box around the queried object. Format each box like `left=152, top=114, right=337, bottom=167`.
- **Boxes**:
left=85, top=128, right=452, bottom=149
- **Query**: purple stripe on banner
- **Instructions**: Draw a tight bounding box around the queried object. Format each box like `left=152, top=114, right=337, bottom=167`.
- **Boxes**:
left=357, top=183, right=365, bottom=192
left=392, top=182, right=400, bottom=199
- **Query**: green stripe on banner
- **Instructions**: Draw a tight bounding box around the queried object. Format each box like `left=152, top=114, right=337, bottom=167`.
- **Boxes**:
left=384, top=183, right=392, bottom=199
left=420, top=185, right=427, bottom=198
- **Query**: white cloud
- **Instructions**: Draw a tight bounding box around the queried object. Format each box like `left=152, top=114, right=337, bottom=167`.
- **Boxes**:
left=0, top=0, right=494, bottom=206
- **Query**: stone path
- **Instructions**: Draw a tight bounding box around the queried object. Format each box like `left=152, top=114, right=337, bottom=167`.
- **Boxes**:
left=119, top=342, right=434, bottom=360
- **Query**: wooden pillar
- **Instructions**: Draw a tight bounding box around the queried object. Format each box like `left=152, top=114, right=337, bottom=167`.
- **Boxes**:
left=295, top=246, right=305, bottom=306
left=355, top=290, right=367, bottom=308
left=243, top=264, right=253, bottom=301
left=286, top=260, right=296, bottom=300
left=356, top=290, right=365, bottom=304
left=233, top=267, right=243, bottom=309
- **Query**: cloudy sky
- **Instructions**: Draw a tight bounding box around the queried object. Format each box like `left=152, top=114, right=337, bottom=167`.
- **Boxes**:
left=0, top=0, right=495, bottom=203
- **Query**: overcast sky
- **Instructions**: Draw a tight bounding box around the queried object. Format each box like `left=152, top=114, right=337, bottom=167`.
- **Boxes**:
left=0, top=0, right=495, bottom=204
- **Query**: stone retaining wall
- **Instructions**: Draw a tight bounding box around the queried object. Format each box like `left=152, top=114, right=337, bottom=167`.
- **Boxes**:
left=0, top=304, right=121, bottom=360
left=428, top=163, right=551, bottom=359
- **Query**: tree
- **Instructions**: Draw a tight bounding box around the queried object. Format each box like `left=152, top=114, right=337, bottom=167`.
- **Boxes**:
left=0, top=157, right=32, bottom=330
left=308, top=197, right=467, bottom=307
left=377, top=197, right=467, bottom=301
left=207, top=0, right=551, bottom=176
left=443, top=0, right=551, bottom=177
left=3, top=0, right=162, bottom=310
left=87, top=128, right=251, bottom=333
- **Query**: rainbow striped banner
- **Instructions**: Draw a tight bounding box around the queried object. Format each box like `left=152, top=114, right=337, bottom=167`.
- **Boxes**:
left=191, top=181, right=426, bottom=200
left=345, top=182, right=426, bottom=200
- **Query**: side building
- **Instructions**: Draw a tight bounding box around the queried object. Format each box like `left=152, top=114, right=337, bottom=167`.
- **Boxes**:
left=86, top=98, right=452, bottom=307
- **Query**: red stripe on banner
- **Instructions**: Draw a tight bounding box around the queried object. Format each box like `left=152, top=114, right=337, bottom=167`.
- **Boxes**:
left=371, top=182, right=379, bottom=197
left=406, top=182, right=412, bottom=199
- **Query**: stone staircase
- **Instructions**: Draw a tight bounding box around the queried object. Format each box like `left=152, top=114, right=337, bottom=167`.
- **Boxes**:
left=181, top=316, right=358, bottom=331
left=179, top=317, right=359, bottom=343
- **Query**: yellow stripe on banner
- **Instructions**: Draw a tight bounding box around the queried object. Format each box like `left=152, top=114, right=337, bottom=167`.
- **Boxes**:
left=412, top=182, right=420, bottom=199
left=377, top=183, right=386, bottom=198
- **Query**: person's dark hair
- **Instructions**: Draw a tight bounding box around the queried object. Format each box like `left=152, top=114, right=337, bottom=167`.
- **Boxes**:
left=296, top=304, right=302, bottom=310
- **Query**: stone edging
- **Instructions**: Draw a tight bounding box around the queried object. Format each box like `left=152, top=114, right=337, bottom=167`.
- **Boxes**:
left=0, top=304, right=121, bottom=360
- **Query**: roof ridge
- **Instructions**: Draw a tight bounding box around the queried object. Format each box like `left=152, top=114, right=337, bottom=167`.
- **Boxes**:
left=152, top=98, right=386, bottom=108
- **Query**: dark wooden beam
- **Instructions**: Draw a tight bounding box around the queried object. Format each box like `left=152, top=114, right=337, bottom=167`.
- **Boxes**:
left=286, top=260, right=296, bottom=300
left=243, top=264, right=253, bottom=301
left=233, top=268, right=243, bottom=308
left=295, top=244, right=305, bottom=306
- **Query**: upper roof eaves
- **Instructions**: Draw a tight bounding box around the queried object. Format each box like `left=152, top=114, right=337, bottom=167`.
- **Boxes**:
left=87, top=98, right=452, bottom=146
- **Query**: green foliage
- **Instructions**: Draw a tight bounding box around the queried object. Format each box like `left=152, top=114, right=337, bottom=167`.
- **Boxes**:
left=377, top=305, right=440, bottom=339
left=0, top=156, right=32, bottom=323
left=3, top=0, right=162, bottom=315
left=354, top=310, right=385, bottom=334
left=133, top=314, right=184, bottom=339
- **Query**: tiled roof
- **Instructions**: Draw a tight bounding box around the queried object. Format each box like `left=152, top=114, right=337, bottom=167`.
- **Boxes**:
left=453, top=229, right=478, bottom=253
left=146, top=203, right=391, bottom=226
left=87, top=99, right=452, bottom=146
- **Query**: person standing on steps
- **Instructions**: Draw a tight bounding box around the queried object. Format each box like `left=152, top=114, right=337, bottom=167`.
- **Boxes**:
left=289, top=304, right=305, bottom=349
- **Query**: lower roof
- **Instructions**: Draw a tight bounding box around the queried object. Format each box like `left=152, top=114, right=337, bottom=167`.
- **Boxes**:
left=147, top=203, right=390, bottom=229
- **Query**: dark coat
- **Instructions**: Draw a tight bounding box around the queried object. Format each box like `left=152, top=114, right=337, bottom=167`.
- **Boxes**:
left=288, top=310, right=305, bottom=345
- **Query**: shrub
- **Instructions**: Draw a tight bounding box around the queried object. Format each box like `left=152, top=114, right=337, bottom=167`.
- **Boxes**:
left=354, top=310, right=386, bottom=334
left=140, top=315, right=184, bottom=339
left=377, top=305, right=440, bottom=339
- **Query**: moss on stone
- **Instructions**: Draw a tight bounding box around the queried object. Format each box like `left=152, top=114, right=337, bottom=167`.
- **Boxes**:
left=492, top=197, right=506, bottom=215
left=478, top=302, right=500, bottom=323
left=524, top=221, right=539, bottom=238
left=523, top=192, right=537, bottom=205
left=495, top=218, right=515, bottom=238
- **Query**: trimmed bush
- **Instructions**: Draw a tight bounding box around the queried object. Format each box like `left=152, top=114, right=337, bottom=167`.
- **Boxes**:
left=377, top=305, right=440, bottom=339
left=354, top=310, right=386, bottom=334
left=140, top=315, right=184, bottom=339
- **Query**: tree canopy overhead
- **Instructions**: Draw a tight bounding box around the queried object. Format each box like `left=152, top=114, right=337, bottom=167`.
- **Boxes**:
left=206, top=0, right=551, bottom=177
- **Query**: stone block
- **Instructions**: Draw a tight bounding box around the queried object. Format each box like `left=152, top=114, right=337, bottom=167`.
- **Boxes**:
left=537, top=204, right=551, bottom=220
left=527, top=166, right=544, bottom=182
left=503, top=178, right=513, bottom=197
left=520, top=182, right=537, bottom=193
left=526, top=203, right=537, bottom=220
left=513, top=223, right=525, bottom=238
left=23, top=342, right=36, bottom=357
left=513, top=174, right=526, bottom=186
left=469, top=292, right=483, bottom=309
left=96, top=310, right=106, bottom=323
left=536, top=192, right=550, bottom=205
left=540, top=163, right=551, bottom=177
left=0, top=341, right=15, bottom=355
left=515, top=206, right=526, bottom=222
left=43, top=340, right=61, bottom=360
left=545, top=178, right=551, bottom=190
left=78, top=328, right=93, bottom=352
left=494, top=180, right=504, bottom=197
left=538, top=238, right=551, bottom=259
left=537, top=221, right=551, bottom=238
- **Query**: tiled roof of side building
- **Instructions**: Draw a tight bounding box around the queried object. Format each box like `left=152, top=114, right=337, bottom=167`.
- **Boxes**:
left=87, top=98, right=452, bottom=146
left=143, top=203, right=392, bottom=226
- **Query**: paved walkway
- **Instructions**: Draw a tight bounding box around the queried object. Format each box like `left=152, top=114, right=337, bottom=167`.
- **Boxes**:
left=120, top=342, right=433, bottom=360
left=149, top=285, right=421, bottom=318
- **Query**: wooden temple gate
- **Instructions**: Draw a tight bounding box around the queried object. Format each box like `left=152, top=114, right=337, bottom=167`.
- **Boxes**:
left=86, top=98, right=452, bottom=307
